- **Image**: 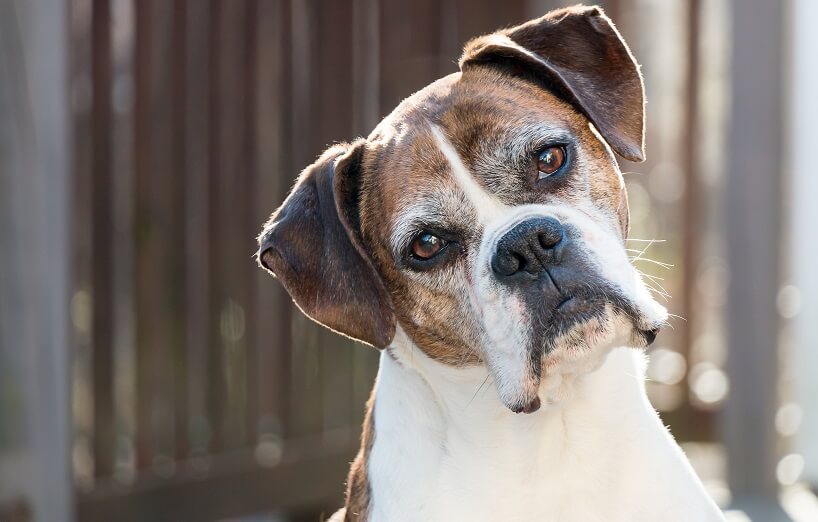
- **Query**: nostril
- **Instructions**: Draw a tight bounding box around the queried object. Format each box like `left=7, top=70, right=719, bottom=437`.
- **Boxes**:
left=512, top=253, right=526, bottom=272
left=492, top=251, right=522, bottom=277
left=258, top=246, right=275, bottom=271
left=538, top=231, right=562, bottom=249
left=537, top=218, right=564, bottom=249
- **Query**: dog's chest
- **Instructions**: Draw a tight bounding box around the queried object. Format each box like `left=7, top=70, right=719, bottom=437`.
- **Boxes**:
left=365, top=351, right=624, bottom=521
left=413, top=432, right=628, bottom=522
left=363, top=348, right=721, bottom=522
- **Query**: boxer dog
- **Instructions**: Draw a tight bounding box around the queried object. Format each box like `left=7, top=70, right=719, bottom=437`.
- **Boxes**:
left=257, top=5, right=725, bottom=521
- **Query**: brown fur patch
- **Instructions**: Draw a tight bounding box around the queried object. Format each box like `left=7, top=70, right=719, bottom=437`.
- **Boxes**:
left=341, top=389, right=377, bottom=521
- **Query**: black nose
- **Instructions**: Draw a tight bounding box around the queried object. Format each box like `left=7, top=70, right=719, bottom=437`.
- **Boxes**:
left=491, top=217, right=565, bottom=279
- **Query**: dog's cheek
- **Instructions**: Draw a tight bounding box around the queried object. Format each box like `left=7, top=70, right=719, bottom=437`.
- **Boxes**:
left=559, top=206, right=633, bottom=288
left=386, top=267, right=485, bottom=366
left=573, top=225, right=669, bottom=330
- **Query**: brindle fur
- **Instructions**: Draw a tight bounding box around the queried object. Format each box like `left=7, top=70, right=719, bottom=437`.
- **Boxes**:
left=257, top=6, right=644, bottom=519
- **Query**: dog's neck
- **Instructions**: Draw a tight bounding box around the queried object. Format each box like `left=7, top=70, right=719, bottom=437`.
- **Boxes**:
left=359, top=329, right=722, bottom=522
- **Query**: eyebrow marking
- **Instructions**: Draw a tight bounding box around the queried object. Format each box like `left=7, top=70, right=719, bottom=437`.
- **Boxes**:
left=430, top=125, right=508, bottom=224
left=390, top=200, right=439, bottom=258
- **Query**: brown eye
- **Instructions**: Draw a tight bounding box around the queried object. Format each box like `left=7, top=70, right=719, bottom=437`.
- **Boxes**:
left=537, top=146, right=566, bottom=178
left=411, top=232, right=445, bottom=260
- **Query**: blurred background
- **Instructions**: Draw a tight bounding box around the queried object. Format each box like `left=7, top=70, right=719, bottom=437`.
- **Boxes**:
left=1, top=0, right=817, bottom=520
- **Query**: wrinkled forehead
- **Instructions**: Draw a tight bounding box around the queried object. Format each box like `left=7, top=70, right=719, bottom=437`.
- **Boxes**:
left=360, top=70, right=594, bottom=251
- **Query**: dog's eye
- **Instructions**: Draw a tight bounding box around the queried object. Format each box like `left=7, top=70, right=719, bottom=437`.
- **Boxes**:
left=411, top=232, right=446, bottom=260
left=536, top=146, right=566, bottom=178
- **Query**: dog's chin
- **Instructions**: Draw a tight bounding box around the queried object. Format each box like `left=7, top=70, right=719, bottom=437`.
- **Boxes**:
left=497, top=301, right=664, bottom=415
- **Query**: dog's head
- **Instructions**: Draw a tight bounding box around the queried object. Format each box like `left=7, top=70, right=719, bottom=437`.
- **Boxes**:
left=258, top=5, right=667, bottom=413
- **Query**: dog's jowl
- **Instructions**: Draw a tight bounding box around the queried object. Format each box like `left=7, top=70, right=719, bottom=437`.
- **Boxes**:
left=257, top=5, right=725, bottom=522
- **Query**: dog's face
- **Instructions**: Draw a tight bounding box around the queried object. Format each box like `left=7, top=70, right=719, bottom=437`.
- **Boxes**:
left=258, top=6, right=667, bottom=413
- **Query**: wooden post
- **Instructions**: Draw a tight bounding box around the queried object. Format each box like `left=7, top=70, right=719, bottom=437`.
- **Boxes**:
left=0, top=0, right=72, bottom=520
left=789, top=0, right=818, bottom=489
left=90, top=0, right=115, bottom=480
left=723, top=0, right=789, bottom=519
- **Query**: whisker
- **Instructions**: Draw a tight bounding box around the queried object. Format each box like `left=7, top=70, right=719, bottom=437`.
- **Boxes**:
left=640, top=274, right=670, bottom=296
left=631, top=257, right=674, bottom=269
left=635, top=268, right=671, bottom=300
left=633, top=238, right=660, bottom=258
left=644, top=283, right=670, bottom=297
left=641, top=273, right=666, bottom=282
left=644, top=285, right=670, bottom=301
left=467, top=374, right=491, bottom=409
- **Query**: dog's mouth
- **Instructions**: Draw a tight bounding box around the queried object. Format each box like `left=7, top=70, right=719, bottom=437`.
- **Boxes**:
left=501, top=285, right=661, bottom=415
left=531, top=277, right=619, bottom=339
left=477, top=249, right=667, bottom=416
left=538, top=290, right=659, bottom=352
left=553, top=293, right=607, bottom=317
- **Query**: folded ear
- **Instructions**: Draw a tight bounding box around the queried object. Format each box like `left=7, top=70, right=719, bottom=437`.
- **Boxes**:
left=460, top=5, right=645, bottom=162
left=257, top=141, right=396, bottom=348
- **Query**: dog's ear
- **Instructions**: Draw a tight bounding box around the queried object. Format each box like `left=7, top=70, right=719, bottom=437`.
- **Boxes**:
left=460, top=5, right=645, bottom=162
left=257, top=141, right=396, bottom=349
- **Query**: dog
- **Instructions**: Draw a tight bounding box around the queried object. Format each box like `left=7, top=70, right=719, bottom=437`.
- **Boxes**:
left=257, top=5, right=725, bottom=521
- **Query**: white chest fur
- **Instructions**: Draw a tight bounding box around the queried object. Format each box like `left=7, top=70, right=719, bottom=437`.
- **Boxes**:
left=366, top=335, right=724, bottom=522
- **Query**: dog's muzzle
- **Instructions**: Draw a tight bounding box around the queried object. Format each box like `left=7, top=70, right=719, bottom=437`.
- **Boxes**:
left=490, top=215, right=660, bottom=358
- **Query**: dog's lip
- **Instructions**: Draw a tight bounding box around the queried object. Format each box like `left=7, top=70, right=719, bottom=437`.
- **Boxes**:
left=553, top=294, right=599, bottom=316
left=641, top=327, right=660, bottom=346
left=510, top=395, right=541, bottom=414
left=555, top=295, right=575, bottom=311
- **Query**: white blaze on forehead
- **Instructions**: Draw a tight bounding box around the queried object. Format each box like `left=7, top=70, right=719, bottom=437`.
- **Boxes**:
left=430, top=125, right=507, bottom=224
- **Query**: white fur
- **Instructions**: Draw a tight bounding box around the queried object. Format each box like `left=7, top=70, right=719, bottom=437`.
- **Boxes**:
left=430, top=125, right=508, bottom=224
left=367, top=330, right=725, bottom=521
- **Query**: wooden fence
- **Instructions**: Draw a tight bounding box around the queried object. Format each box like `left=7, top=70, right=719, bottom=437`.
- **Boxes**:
left=70, top=1, right=540, bottom=520
left=68, top=0, right=716, bottom=520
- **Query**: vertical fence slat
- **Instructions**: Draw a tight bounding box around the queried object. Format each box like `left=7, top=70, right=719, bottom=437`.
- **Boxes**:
left=154, top=0, right=185, bottom=470
left=206, top=0, right=227, bottom=454
left=134, top=0, right=183, bottom=471
left=133, top=0, right=153, bottom=471
left=184, top=0, right=212, bottom=463
left=678, top=0, right=714, bottom=440
left=0, top=0, right=73, bottom=517
left=69, top=0, right=97, bottom=491
left=352, top=0, right=380, bottom=137
left=378, top=0, right=444, bottom=116
left=254, top=0, right=294, bottom=445
left=243, top=0, right=260, bottom=447
left=172, top=0, right=190, bottom=463
left=90, top=0, right=115, bottom=480
left=723, top=0, right=785, bottom=511
left=219, top=0, right=251, bottom=451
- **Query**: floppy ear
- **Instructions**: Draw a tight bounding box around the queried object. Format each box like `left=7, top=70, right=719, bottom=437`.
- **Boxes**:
left=460, top=5, right=645, bottom=162
left=257, top=141, right=396, bottom=348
